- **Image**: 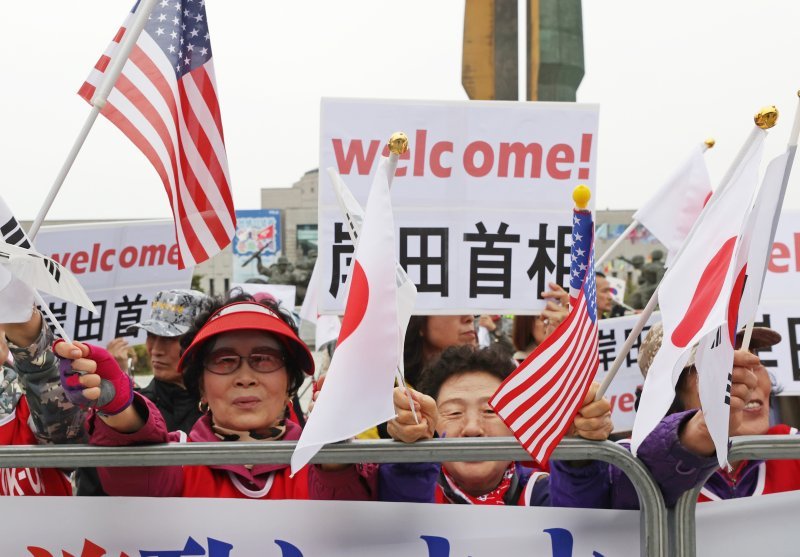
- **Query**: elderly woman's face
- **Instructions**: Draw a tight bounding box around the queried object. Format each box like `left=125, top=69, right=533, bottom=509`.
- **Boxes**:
left=735, top=363, right=772, bottom=436
left=435, top=370, right=512, bottom=497
left=678, top=351, right=773, bottom=437
left=423, top=315, right=477, bottom=355
left=201, top=331, right=289, bottom=432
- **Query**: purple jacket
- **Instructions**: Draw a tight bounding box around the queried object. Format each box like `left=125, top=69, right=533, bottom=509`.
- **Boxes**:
left=312, top=461, right=551, bottom=506
left=550, top=410, right=783, bottom=509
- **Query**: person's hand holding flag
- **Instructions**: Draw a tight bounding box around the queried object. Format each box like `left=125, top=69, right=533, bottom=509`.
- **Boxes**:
left=490, top=185, right=602, bottom=467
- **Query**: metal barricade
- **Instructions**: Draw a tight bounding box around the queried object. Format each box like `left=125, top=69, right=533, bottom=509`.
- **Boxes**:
left=671, top=434, right=800, bottom=557
left=0, top=436, right=668, bottom=556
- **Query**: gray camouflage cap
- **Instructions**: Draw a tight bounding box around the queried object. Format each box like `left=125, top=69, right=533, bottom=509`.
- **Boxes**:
left=128, top=289, right=210, bottom=338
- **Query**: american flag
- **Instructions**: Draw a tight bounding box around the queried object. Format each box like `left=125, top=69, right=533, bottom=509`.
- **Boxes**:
left=79, top=0, right=236, bottom=269
left=490, top=208, right=599, bottom=466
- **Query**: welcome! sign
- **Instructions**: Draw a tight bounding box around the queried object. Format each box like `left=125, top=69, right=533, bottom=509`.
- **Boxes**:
left=318, top=98, right=599, bottom=315
left=34, top=220, right=193, bottom=344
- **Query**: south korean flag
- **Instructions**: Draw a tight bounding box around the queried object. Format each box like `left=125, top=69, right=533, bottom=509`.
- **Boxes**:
left=0, top=241, right=95, bottom=314
left=0, top=198, right=36, bottom=323
left=0, top=198, right=95, bottom=323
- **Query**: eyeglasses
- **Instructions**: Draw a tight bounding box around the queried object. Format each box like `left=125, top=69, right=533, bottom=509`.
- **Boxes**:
left=203, top=348, right=285, bottom=375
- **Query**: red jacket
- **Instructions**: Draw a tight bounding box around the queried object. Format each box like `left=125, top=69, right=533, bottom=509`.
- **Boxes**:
left=90, top=394, right=309, bottom=499
left=0, top=396, right=72, bottom=496
left=697, top=424, right=800, bottom=502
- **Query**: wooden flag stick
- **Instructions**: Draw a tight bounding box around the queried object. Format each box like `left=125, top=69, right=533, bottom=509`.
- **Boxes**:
left=595, top=288, right=659, bottom=400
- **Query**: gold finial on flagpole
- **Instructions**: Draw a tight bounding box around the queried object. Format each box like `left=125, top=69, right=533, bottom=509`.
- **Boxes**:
left=573, top=184, right=591, bottom=209
left=754, top=106, right=779, bottom=129
left=796, top=90, right=800, bottom=98
left=388, top=132, right=409, bottom=155
left=704, top=138, right=716, bottom=149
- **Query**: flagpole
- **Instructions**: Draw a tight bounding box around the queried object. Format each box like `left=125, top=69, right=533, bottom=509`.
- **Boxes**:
left=595, top=288, right=660, bottom=400
left=28, top=0, right=160, bottom=240
left=593, top=138, right=715, bottom=270
left=741, top=95, right=800, bottom=351
left=384, top=132, right=421, bottom=425
left=595, top=108, right=776, bottom=400
left=34, top=292, right=72, bottom=343
left=713, top=108, right=776, bottom=203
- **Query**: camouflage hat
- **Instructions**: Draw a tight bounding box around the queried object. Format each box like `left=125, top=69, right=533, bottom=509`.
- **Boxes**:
left=638, top=322, right=782, bottom=378
left=128, top=289, right=210, bottom=338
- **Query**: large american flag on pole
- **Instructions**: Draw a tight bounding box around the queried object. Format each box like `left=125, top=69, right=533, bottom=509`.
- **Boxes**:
left=79, top=0, right=235, bottom=268
left=490, top=206, right=599, bottom=466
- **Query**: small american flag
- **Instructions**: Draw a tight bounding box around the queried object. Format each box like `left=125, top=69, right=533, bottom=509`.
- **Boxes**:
left=490, top=208, right=599, bottom=466
left=79, top=0, right=236, bottom=269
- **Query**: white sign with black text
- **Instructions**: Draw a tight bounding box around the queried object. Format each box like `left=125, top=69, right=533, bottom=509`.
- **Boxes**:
left=319, top=98, right=600, bottom=315
left=34, top=220, right=193, bottom=344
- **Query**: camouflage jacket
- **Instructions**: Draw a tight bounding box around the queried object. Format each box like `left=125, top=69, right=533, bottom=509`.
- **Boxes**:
left=0, top=317, right=85, bottom=444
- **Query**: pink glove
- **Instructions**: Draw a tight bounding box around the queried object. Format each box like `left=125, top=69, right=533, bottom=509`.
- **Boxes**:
left=55, top=340, right=134, bottom=416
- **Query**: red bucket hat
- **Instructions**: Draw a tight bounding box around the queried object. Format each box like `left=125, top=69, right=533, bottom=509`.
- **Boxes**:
left=177, top=301, right=314, bottom=375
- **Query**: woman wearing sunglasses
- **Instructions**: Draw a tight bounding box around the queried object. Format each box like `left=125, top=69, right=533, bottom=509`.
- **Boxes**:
left=54, top=292, right=332, bottom=500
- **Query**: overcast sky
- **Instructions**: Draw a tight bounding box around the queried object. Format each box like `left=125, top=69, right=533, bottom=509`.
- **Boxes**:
left=2, top=1, right=800, bottom=222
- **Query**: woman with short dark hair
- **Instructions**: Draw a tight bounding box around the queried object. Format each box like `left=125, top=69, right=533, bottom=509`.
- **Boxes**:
left=314, top=344, right=613, bottom=505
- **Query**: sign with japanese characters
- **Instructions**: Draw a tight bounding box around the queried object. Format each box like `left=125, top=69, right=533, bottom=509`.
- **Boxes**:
left=232, top=209, right=282, bottom=283
left=595, top=313, right=661, bottom=433
left=743, top=301, right=800, bottom=395
left=33, top=220, right=192, bottom=344
left=319, top=98, right=600, bottom=314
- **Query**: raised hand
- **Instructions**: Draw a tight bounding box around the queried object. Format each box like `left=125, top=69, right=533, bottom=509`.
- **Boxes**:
left=54, top=340, right=134, bottom=416
left=387, top=386, right=438, bottom=443
left=570, top=382, right=613, bottom=441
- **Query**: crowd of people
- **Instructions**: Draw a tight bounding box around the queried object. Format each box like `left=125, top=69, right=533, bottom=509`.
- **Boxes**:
left=0, top=282, right=796, bottom=517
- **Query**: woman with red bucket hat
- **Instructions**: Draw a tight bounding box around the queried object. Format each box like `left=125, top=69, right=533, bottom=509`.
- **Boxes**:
left=53, top=292, right=357, bottom=500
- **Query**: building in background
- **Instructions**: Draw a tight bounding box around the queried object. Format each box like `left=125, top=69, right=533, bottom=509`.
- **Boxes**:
left=232, top=209, right=282, bottom=284
left=261, top=169, right=319, bottom=264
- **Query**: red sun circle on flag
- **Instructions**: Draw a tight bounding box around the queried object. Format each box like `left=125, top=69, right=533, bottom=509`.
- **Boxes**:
left=671, top=236, right=737, bottom=348
left=337, top=261, right=369, bottom=345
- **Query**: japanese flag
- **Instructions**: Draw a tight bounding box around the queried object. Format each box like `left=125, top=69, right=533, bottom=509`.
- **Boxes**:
left=291, top=157, right=400, bottom=474
left=633, top=145, right=712, bottom=266
left=632, top=129, right=765, bottom=466
left=695, top=147, right=796, bottom=466
left=328, top=167, right=417, bottom=380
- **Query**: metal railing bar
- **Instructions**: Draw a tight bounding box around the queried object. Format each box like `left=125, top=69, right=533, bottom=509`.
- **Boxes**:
left=0, top=437, right=668, bottom=557
left=672, top=434, right=800, bottom=557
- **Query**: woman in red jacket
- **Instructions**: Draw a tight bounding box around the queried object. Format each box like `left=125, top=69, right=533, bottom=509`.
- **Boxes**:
left=55, top=292, right=344, bottom=500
